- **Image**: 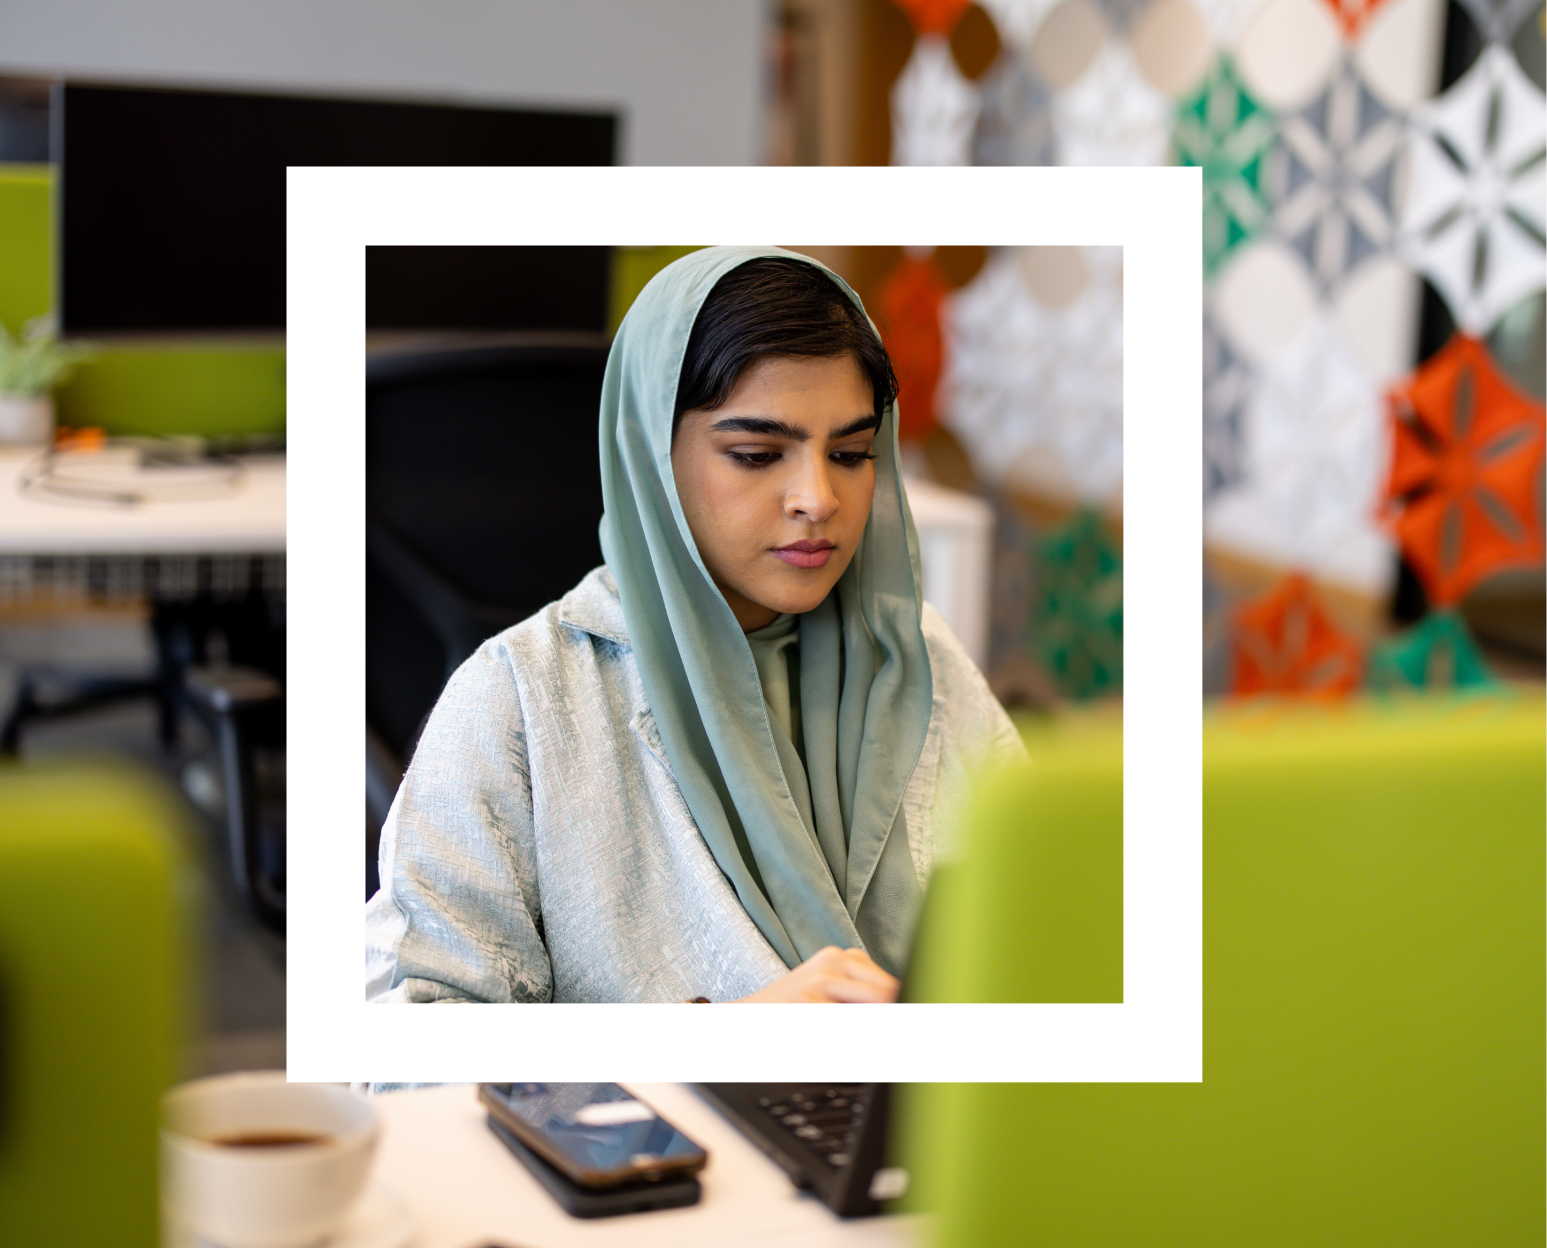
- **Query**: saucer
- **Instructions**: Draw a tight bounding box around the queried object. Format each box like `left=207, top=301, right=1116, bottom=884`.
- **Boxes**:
left=168, top=1185, right=414, bottom=1248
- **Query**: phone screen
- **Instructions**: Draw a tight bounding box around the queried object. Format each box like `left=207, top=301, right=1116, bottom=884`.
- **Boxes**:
left=484, top=1084, right=705, bottom=1184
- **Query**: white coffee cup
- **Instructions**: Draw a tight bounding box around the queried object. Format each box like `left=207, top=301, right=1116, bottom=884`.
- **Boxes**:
left=161, top=1072, right=378, bottom=1248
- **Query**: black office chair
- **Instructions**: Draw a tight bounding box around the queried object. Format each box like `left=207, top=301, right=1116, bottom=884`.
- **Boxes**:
left=365, top=334, right=610, bottom=896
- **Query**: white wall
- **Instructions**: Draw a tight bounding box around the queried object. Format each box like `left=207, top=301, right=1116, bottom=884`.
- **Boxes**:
left=0, top=0, right=766, bottom=165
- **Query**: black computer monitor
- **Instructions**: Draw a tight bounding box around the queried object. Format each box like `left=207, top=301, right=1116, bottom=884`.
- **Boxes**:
left=53, top=81, right=617, bottom=337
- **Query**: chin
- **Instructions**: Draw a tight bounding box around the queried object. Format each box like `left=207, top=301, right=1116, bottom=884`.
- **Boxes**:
left=760, top=571, right=841, bottom=616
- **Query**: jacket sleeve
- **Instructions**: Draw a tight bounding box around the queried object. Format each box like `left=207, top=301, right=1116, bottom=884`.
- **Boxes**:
left=365, top=637, right=552, bottom=1003
left=911, top=605, right=1030, bottom=874
left=923, top=603, right=1027, bottom=771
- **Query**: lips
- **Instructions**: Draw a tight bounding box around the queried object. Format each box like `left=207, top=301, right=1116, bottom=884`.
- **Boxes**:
left=772, top=540, right=834, bottom=569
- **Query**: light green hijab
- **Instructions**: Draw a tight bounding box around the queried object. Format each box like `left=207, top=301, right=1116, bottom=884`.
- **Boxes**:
left=597, top=246, right=934, bottom=978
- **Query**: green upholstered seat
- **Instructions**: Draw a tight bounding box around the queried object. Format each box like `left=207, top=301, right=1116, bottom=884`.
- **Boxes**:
left=906, top=709, right=1123, bottom=1004
left=904, top=693, right=1543, bottom=1246
left=0, top=763, right=189, bottom=1248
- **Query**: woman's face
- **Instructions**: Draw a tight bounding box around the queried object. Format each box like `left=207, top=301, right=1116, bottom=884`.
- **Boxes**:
left=672, top=353, right=880, bottom=632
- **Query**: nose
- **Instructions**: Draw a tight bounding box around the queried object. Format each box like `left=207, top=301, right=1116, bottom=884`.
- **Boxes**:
left=783, top=450, right=839, bottom=524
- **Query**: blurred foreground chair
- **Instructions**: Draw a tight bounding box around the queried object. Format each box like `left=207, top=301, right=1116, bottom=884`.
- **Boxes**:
left=905, top=713, right=1124, bottom=1003
left=365, top=335, right=609, bottom=895
left=902, top=694, right=1543, bottom=1246
left=0, top=762, right=188, bottom=1248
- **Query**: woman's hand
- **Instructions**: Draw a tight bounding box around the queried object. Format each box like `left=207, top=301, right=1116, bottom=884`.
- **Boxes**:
left=735, top=946, right=899, bottom=1003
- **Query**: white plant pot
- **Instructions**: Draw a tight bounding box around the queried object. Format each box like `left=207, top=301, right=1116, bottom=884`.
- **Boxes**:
left=0, top=393, right=53, bottom=446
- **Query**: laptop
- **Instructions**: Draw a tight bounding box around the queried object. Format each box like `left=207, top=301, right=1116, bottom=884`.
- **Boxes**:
left=697, top=734, right=1128, bottom=1219
left=692, top=880, right=947, bottom=1218
left=692, top=1082, right=905, bottom=1217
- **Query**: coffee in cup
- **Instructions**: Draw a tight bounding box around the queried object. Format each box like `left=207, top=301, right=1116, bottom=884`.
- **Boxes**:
left=161, top=1072, right=378, bottom=1248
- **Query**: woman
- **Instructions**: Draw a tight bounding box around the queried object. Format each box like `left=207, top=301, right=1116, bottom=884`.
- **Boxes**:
left=365, top=247, right=1024, bottom=1003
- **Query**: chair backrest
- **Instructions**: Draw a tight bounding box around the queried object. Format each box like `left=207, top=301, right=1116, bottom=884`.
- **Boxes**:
left=365, top=335, right=610, bottom=763
left=902, top=694, right=1544, bottom=1247
left=0, top=762, right=188, bottom=1248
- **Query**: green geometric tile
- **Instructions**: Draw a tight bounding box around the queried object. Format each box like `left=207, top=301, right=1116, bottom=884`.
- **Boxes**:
left=1174, top=57, right=1277, bottom=276
left=1032, top=508, right=1123, bottom=700
left=1367, top=608, right=1497, bottom=691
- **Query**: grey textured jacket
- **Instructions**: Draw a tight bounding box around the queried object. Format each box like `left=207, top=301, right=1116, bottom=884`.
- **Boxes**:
left=365, top=566, right=1024, bottom=1003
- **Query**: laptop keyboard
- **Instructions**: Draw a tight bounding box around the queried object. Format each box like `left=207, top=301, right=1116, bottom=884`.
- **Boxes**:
left=756, top=1086, right=869, bottom=1169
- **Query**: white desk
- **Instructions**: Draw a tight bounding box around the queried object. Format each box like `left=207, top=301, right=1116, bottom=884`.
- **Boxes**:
left=368, top=1084, right=924, bottom=1248
left=0, top=447, right=286, bottom=555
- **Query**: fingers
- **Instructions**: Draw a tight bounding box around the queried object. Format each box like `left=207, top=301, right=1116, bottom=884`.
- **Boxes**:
left=735, top=946, right=901, bottom=1002
left=797, top=946, right=899, bottom=1003
left=813, top=973, right=897, bottom=1004
left=836, top=947, right=898, bottom=993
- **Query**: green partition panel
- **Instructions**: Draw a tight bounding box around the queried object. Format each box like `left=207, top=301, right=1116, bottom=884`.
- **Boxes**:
left=55, top=342, right=286, bottom=437
left=0, top=763, right=191, bottom=1248
left=901, top=693, right=1544, bottom=1247
left=607, top=245, right=705, bottom=335
left=0, top=165, right=52, bottom=334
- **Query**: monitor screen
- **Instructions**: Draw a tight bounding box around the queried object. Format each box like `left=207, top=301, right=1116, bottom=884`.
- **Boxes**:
left=55, top=81, right=616, bottom=336
left=365, top=246, right=612, bottom=335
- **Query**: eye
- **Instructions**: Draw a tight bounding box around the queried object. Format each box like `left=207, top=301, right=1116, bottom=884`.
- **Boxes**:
left=831, top=449, right=877, bottom=467
left=727, top=450, right=780, bottom=468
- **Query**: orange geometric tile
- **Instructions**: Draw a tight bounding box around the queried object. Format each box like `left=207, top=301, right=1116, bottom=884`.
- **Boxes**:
left=1318, top=0, right=1392, bottom=36
left=1230, top=573, right=1363, bottom=698
left=1379, top=334, right=1546, bottom=605
left=877, top=251, right=950, bottom=442
left=891, top=0, right=973, bottom=36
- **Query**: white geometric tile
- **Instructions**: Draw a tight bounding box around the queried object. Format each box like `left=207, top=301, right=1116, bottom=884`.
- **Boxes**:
left=1332, top=253, right=1425, bottom=381
left=890, top=34, right=983, bottom=167
left=1234, top=0, right=1342, bottom=111
left=979, top=0, right=1064, bottom=50
left=1238, top=312, right=1389, bottom=568
left=1053, top=38, right=1172, bottom=165
left=1131, top=0, right=1217, bottom=98
left=940, top=246, right=1124, bottom=507
left=1399, top=42, right=1547, bottom=333
left=1209, top=237, right=1318, bottom=363
left=1192, top=0, right=1271, bottom=46
left=1206, top=311, right=1394, bottom=591
left=1353, top=0, right=1449, bottom=111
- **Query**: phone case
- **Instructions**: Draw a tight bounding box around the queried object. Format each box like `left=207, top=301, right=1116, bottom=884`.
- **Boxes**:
left=486, top=1114, right=702, bottom=1218
left=478, top=1083, right=706, bottom=1187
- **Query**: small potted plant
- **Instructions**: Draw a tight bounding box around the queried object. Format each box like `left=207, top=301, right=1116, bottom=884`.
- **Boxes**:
left=0, top=316, right=91, bottom=446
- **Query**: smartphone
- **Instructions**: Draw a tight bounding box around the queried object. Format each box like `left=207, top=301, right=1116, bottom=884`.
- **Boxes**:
left=485, top=1114, right=702, bottom=1218
left=478, top=1083, right=708, bottom=1189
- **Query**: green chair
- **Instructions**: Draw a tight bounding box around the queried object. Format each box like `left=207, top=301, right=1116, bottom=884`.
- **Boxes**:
left=0, top=763, right=189, bottom=1248
left=906, top=711, right=1123, bottom=1004
left=903, top=694, right=1543, bottom=1246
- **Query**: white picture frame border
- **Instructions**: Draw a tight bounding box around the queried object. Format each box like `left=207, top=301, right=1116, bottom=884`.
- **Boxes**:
left=286, top=165, right=1202, bottom=1083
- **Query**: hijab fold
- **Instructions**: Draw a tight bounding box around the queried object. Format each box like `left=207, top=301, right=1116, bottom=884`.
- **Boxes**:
left=597, top=247, right=934, bottom=977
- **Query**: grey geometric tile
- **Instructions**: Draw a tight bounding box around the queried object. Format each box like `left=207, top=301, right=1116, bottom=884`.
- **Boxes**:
left=1203, top=314, right=1251, bottom=501
left=1266, top=56, right=1404, bottom=295
left=973, top=48, right=1056, bottom=166
left=1457, top=0, right=1540, bottom=41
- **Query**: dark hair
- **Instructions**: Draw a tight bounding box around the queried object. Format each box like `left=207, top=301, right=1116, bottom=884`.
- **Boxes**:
left=672, top=257, right=899, bottom=439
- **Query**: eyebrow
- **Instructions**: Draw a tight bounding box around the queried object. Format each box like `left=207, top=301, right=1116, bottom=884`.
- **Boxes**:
left=707, top=413, right=882, bottom=441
